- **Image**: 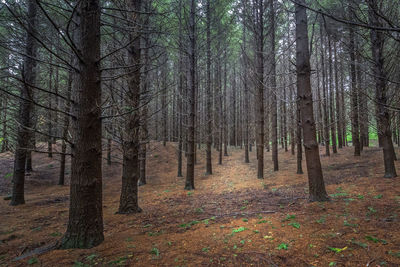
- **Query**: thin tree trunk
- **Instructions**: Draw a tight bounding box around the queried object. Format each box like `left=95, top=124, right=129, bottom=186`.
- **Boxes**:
left=205, top=0, right=212, bottom=174
left=333, top=41, right=343, bottom=149
left=348, top=6, right=361, bottom=156
left=10, top=0, right=38, bottom=206
left=295, top=0, right=328, bottom=202
left=118, top=0, right=143, bottom=213
left=185, top=0, right=196, bottom=190
left=270, top=0, right=278, bottom=172
left=369, top=0, right=397, bottom=177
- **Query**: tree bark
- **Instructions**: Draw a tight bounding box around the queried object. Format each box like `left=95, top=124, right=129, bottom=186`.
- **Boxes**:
left=368, top=0, right=397, bottom=178
left=118, top=0, right=143, bottom=213
left=295, top=0, right=328, bottom=201
left=185, top=0, right=196, bottom=190
left=11, top=0, right=38, bottom=206
left=348, top=6, right=361, bottom=156
left=270, top=0, right=278, bottom=172
left=61, top=0, right=104, bottom=248
left=205, top=0, right=212, bottom=174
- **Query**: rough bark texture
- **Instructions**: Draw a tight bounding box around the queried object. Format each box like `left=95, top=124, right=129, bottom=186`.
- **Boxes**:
left=61, top=0, right=104, bottom=248
left=205, top=0, right=212, bottom=175
left=348, top=5, right=361, bottom=156
left=59, top=66, right=72, bottom=186
left=333, top=42, right=343, bottom=149
left=11, top=0, right=38, bottom=206
left=118, top=0, right=143, bottom=213
left=270, top=0, right=278, bottom=172
left=185, top=0, right=196, bottom=190
left=295, top=0, right=328, bottom=202
left=368, top=0, right=397, bottom=178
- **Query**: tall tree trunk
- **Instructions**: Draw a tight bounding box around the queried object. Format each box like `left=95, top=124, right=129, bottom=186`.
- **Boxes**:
left=61, top=0, right=104, bottom=248
left=118, top=0, right=143, bottom=213
left=10, top=0, right=38, bottom=206
left=327, top=36, right=337, bottom=154
left=270, top=0, right=278, bottom=172
left=140, top=4, right=151, bottom=185
left=205, top=0, right=212, bottom=174
left=59, top=64, right=73, bottom=186
left=185, top=0, right=196, bottom=190
left=295, top=0, right=328, bottom=201
left=333, top=41, right=343, bottom=149
left=243, top=22, right=250, bottom=163
left=368, top=0, right=397, bottom=177
left=319, top=27, right=330, bottom=156
left=296, top=100, right=303, bottom=174
left=348, top=6, right=361, bottom=156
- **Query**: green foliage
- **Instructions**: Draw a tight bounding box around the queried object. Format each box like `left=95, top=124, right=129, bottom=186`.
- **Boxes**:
left=50, top=232, right=62, bottom=237
left=388, top=250, right=400, bottom=258
left=343, top=220, right=358, bottom=227
left=202, top=247, right=209, bottom=252
left=150, top=248, right=160, bottom=257
left=282, top=214, right=296, bottom=222
left=232, top=227, right=247, bottom=233
left=277, top=243, right=288, bottom=250
left=329, top=262, right=337, bottom=266
left=316, top=215, right=326, bottom=224
left=351, top=239, right=368, bottom=248
left=288, top=222, right=301, bottom=229
left=328, top=246, right=348, bottom=253
left=374, top=194, right=383, bottom=199
left=72, top=262, right=88, bottom=267
left=179, top=220, right=200, bottom=229
left=28, top=258, right=38, bottom=265
left=195, top=208, right=204, bottom=214
left=365, top=235, right=387, bottom=244
left=3, top=173, right=12, bottom=179
left=108, top=256, right=128, bottom=265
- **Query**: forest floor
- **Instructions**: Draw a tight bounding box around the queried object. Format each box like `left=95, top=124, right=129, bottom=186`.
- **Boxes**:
left=1, top=142, right=400, bottom=267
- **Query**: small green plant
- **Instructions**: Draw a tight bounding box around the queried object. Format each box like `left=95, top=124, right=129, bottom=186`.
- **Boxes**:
left=328, top=246, right=347, bottom=253
left=282, top=214, right=296, bottom=222
left=3, top=173, right=12, bottom=179
left=343, top=220, right=358, bottom=227
left=50, top=232, right=62, bottom=237
left=72, top=262, right=88, bottom=267
left=367, top=206, right=377, bottom=214
left=202, top=247, right=209, bottom=252
left=143, top=224, right=152, bottom=228
left=316, top=215, right=326, bottom=224
left=232, top=227, right=247, bottom=233
left=329, top=262, right=337, bottom=266
left=242, top=218, right=248, bottom=222
left=357, top=194, right=364, bottom=199
left=374, top=194, right=383, bottom=199
left=240, top=206, right=247, bottom=210
left=187, top=191, right=193, bottom=196
left=195, top=208, right=204, bottom=214
left=150, top=247, right=160, bottom=256
left=288, top=222, right=300, bottom=229
left=388, top=250, right=400, bottom=258
left=179, top=220, right=200, bottom=229
left=257, top=219, right=267, bottom=224
left=28, top=258, right=38, bottom=265
left=365, top=235, right=387, bottom=244
left=86, top=254, right=97, bottom=261
left=277, top=243, right=288, bottom=250
left=351, top=240, right=367, bottom=248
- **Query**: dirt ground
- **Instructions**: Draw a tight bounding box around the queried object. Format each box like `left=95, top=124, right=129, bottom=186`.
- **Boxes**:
left=1, top=142, right=400, bottom=266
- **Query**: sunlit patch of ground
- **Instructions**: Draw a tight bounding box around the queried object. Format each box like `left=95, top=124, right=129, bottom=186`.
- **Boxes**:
left=1, top=142, right=400, bottom=266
